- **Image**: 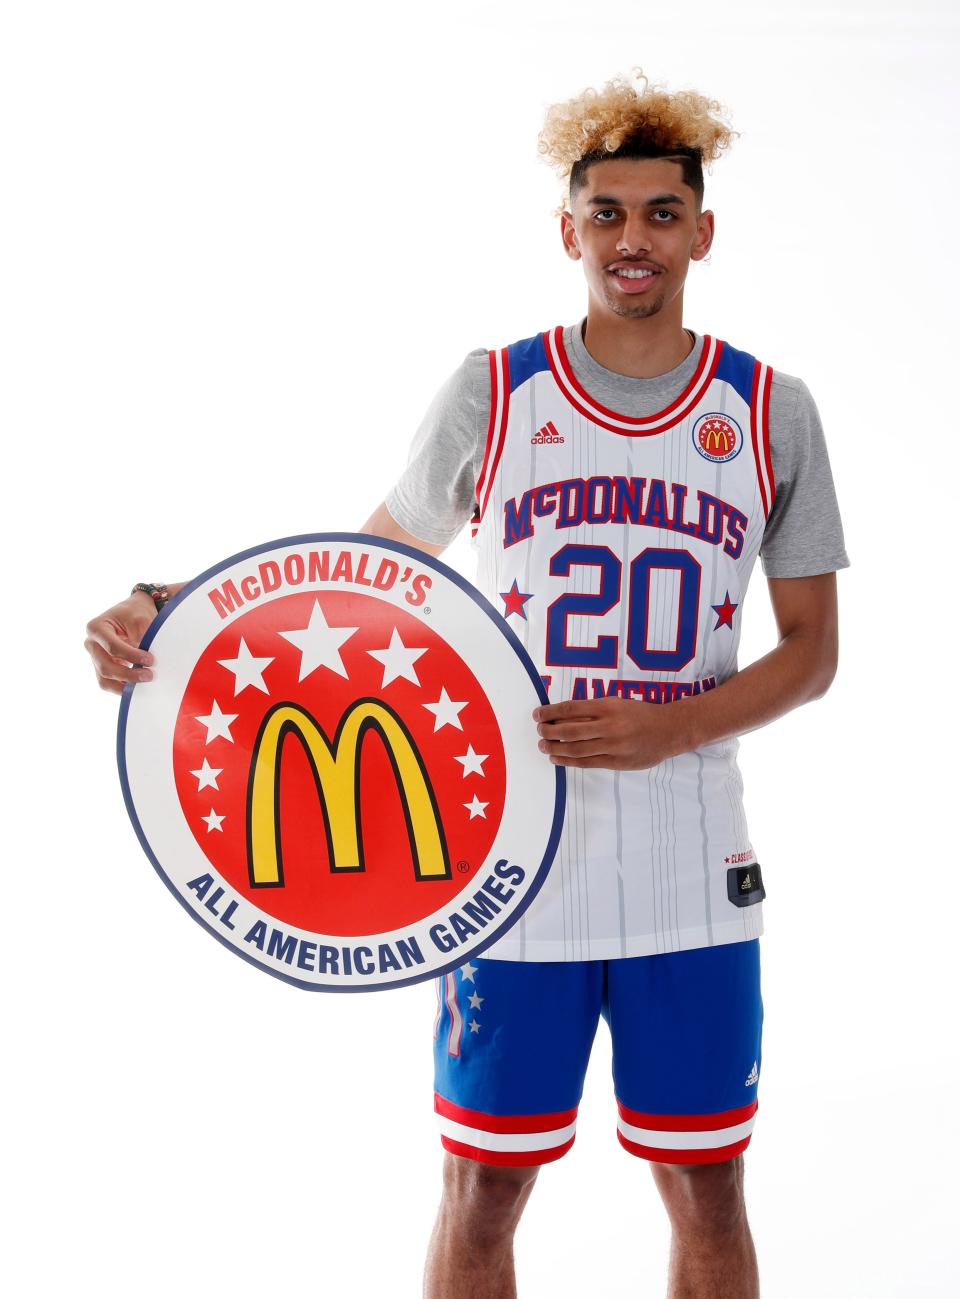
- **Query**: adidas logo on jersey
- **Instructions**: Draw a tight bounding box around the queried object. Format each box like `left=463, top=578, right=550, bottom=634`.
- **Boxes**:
left=744, top=1061, right=759, bottom=1086
left=531, top=421, right=564, bottom=444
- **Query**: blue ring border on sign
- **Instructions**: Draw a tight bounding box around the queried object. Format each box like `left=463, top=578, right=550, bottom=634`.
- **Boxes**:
left=117, top=532, right=566, bottom=993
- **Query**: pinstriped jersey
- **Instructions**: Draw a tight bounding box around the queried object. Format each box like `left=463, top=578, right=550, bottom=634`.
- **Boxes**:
left=470, top=327, right=774, bottom=961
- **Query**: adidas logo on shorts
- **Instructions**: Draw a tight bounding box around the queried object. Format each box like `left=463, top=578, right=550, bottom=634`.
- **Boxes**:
left=744, top=1060, right=759, bottom=1086
left=531, top=420, right=564, bottom=444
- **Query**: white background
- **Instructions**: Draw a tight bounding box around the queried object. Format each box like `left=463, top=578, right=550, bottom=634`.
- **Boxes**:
left=4, top=2, right=958, bottom=1295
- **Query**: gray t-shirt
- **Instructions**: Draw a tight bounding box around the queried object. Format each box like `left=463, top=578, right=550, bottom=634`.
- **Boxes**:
left=387, top=321, right=850, bottom=578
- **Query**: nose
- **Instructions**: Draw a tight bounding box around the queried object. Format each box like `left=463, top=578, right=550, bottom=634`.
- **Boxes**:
left=616, top=213, right=652, bottom=256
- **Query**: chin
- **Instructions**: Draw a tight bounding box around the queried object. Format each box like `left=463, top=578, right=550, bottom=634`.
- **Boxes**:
left=604, top=292, right=667, bottom=320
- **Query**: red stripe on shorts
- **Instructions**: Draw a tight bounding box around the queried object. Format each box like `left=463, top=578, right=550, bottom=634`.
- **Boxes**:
left=441, top=1135, right=576, bottom=1166
left=435, top=1092, right=577, bottom=1134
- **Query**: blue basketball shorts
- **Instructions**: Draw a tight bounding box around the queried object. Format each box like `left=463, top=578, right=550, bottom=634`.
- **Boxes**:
left=432, top=939, right=763, bottom=1167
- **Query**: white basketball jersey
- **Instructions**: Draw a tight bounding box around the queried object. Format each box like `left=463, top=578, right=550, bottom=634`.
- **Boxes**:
left=470, top=327, right=775, bottom=961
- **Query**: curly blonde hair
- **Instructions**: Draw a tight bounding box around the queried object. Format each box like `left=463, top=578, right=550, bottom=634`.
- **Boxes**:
left=538, top=68, right=737, bottom=215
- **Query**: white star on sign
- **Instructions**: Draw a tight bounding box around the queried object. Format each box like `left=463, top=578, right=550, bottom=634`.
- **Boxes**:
left=459, top=962, right=478, bottom=983
left=217, top=637, right=274, bottom=696
left=423, top=686, right=468, bottom=732
left=201, top=808, right=226, bottom=832
left=189, top=758, right=223, bottom=791
left=468, top=1020, right=481, bottom=1034
left=468, top=991, right=484, bottom=1010
left=277, top=599, right=358, bottom=682
left=464, top=794, right=489, bottom=820
left=195, top=700, right=239, bottom=744
left=454, top=744, right=488, bottom=778
left=367, top=627, right=428, bottom=688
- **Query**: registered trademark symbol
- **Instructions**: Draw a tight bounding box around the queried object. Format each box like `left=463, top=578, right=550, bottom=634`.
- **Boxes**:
left=457, top=860, right=471, bottom=873
left=424, top=606, right=431, bottom=614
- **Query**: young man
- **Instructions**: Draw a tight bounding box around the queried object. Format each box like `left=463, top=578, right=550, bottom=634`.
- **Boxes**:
left=86, top=72, right=847, bottom=1299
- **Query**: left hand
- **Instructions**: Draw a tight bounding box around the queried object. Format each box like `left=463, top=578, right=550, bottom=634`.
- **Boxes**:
left=533, top=696, right=691, bottom=771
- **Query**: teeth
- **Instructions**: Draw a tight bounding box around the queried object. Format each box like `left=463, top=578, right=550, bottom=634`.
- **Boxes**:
left=614, top=268, right=655, bottom=279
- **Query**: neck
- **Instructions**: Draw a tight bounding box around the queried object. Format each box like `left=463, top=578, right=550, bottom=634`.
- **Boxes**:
left=581, top=299, right=693, bottom=378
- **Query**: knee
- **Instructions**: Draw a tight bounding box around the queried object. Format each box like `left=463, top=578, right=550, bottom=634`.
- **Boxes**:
left=651, top=1154, right=746, bottom=1234
left=440, top=1152, right=539, bottom=1239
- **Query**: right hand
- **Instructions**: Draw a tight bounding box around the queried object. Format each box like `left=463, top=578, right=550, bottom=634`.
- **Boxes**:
left=84, top=593, right=158, bottom=695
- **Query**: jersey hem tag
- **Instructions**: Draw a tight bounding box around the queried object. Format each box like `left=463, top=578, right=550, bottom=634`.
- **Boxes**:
left=727, top=863, right=765, bottom=908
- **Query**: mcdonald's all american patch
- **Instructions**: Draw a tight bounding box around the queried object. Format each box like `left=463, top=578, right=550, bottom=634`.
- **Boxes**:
left=692, top=412, right=743, bottom=463
left=118, top=534, right=564, bottom=991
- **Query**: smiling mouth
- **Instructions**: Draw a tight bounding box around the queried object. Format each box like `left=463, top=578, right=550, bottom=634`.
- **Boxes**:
left=607, top=266, right=662, bottom=293
left=610, top=267, right=658, bottom=279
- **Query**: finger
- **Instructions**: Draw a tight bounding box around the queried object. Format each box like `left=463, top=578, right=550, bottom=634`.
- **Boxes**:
left=97, top=676, right=126, bottom=696
left=85, top=619, right=154, bottom=666
left=85, top=639, right=154, bottom=685
left=533, top=699, right=603, bottom=723
left=539, top=735, right=615, bottom=759
left=537, top=718, right=609, bottom=742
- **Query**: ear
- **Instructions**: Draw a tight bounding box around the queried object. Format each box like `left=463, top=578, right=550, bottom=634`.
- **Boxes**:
left=689, top=209, right=715, bottom=263
left=560, top=210, right=581, bottom=261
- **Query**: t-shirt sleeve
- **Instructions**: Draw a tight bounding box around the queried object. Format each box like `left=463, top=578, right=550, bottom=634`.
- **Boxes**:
left=760, top=374, right=851, bottom=578
left=384, top=348, right=490, bottom=547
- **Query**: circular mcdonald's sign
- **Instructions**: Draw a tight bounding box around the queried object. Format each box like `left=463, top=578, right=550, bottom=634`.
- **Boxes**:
left=119, top=534, right=564, bottom=991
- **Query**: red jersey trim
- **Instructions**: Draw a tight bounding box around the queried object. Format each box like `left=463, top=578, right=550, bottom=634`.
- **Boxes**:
left=760, top=364, right=775, bottom=511
left=475, top=346, right=511, bottom=524
left=545, top=325, right=720, bottom=436
left=749, top=361, right=775, bottom=518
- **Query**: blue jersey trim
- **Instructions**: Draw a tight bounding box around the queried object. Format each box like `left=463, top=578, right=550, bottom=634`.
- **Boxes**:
left=505, top=331, right=550, bottom=394
left=502, top=328, right=762, bottom=410
left=713, top=341, right=758, bottom=406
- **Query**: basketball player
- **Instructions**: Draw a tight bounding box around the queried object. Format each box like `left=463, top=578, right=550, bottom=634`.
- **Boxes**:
left=85, top=71, right=847, bottom=1299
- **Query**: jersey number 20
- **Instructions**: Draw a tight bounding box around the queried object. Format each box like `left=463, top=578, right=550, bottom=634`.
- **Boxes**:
left=545, top=543, right=701, bottom=673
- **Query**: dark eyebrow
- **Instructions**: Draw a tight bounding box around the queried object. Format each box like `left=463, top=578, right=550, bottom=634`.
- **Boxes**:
left=586, top=193, right=687, bottom=208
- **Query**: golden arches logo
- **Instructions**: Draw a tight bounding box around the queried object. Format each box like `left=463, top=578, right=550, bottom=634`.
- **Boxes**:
left=702, top=426, right=733, bottom=452
left=246, top=698, right=451, bottom=889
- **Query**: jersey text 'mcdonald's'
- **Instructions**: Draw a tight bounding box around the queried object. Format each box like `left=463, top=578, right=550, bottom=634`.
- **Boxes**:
left=503, top=476, right=748, bottom=557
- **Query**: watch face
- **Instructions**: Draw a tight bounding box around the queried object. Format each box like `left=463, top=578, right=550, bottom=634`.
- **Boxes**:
left=119, top=533, right=565, bottom=991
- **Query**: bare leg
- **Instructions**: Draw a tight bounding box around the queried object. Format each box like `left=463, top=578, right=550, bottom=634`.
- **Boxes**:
left=650, top=1154, right=759, bottom=1298
left=423, top=1152, right=540, bottom=1299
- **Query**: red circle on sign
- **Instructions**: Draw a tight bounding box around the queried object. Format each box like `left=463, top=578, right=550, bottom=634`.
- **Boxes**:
left=697, top=416, right=737, bottom=457
left=173, top=590, right=506, bottom=935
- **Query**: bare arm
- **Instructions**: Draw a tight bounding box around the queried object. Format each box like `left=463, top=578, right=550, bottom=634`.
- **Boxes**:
left=84, top=504, right=446, bottom=694
left=534, top=572, right=839, bottom=769
left=678, top=572, right=838, bottom=749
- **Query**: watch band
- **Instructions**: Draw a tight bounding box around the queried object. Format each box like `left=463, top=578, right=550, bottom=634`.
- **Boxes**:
left=131, top=582, right=170, bottom=611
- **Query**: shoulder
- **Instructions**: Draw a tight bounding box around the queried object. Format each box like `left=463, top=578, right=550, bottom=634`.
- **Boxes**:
left=753, top=362, right=831, bottom=489
left=715, top=338, right=813, bottom=412
left=484, top=327, right=558, bottom=395
left=715, top=341, right=829, bottom=491
left=717, top=339, right=820, bottom=449
left=487, top=326, right=552, bottom=354
left=461, top=327, right=555, bottom=399
left=428, top=347, right=492, bottom=427
left=768, top=366, right=816, bottom=417
left=448, top=345, right=490, bottom=387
